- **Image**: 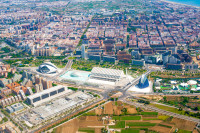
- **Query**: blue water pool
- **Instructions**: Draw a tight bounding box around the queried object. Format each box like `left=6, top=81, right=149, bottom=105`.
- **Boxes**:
left=60, top=71, right=90, bottom=81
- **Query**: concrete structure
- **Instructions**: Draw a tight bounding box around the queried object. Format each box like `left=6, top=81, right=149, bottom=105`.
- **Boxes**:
left=35, top=83, right=43, bottom=92
left=27, top=85, right=72, bottom=106
left=6, top=103, right=24, bottom=113
left=81, top=44, right=86, bottom=59
left=166, top=63, right=182, bottom=70
left=26, top=87, right=33, bottom=95
left=19, top=90, right=26, bottom=100
left=132, top=59, right=145, bottom=66
left=144, top=55, right=160, bottom=64
left=103, top=56, right=116, bottom=63
left=185, top=63, right=198, bottom=70
left=0, top=78, right=12, bottom=87
left=5, top=125, right=15, bottom=133
left=88, top=55, right=101, bottom=61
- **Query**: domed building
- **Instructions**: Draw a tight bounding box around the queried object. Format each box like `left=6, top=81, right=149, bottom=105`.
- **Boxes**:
left=39, top=62, right=57, bottom=74
left=137, top=74, right=149, bottom=89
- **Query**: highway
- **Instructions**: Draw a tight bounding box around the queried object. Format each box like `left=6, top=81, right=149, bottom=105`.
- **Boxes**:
left=48, top=59, right=73, bottom=81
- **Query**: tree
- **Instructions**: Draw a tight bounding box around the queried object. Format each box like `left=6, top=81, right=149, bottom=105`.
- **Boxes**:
left=193, top=107, right=199, bottom=111
left=121, top=108, right=127, bottom=114
left=101, top=128, right=107, bottom=133
left=136, top=107, right=142, bottom=112
left=144, top=101, right=150, bottom=105
left=185, top=111, right=190, bottom=115
left=178, top=107, right=183, bottom=111
left=163, top=96, right=167, bottom=102
left=110, top=98, right=114, bottom=101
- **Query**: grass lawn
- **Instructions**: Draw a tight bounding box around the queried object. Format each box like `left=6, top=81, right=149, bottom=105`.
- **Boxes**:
left=83, top=111, right=96, bottom=116
left=127, top=122, right=156, bottom=127
left=142, top=118, right=159, bottom=120
left=158, top=115, right=170, bottom=121
left=177, top=129, right=192, bottom=133
left=78, top=128, right=95, bottom=133
left=151, top=104, right=185, bottom=115
left=113, top=116, right=141, bottom=120
left=121, top=129, right=140, bottom=133
left=141, top=112, right=158, bottom=116
left=109, top=121, right=125, bottom=128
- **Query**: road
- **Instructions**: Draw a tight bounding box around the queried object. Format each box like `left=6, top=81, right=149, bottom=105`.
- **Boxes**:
left=52, top=59, right=73, bottom=79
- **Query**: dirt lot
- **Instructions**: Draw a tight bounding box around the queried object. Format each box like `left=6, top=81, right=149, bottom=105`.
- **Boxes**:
left=56, top=119, right=79, bottom=133
left=56, top=116, right=103, bottom=133
left=95, top=128, right=101, bottom=133
left=79, top=120, right=103, bottom=128
left=86, top=116, right=98, bottom=121
left=113, top=106, right=122, bottom=115
left=104, top=102, right=113, bottom=115
left=150, top=126, right=172, bottom=133
left=164, top=96, right=184, bottom=102
left=141, top=95, right=163, bottom=101
left=171, top=117, right=197, bottom=131
left=95, top=107, right=103, bottom=115
left=127, top=107, right=137, bottom=114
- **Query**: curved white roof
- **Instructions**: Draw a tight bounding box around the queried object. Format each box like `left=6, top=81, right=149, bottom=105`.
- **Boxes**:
left=187, top=80, right=197, bottom=85
left=180, top=82, right=188, bottom=87
left=170, top=80, right=177, bottom=84
left=191, top=88, right=197, bottom=91
left=90, top=67, right=124, bottom=80
left=39, top=62, right=57, bottom=74
left=40, top=62, right=57, bottom=69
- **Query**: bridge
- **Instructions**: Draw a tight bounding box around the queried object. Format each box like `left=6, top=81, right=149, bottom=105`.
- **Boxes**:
left=50, top=60, right=73, bottom=80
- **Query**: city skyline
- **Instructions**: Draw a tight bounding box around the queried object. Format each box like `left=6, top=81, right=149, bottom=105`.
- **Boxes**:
left=0, top=0, right=200, bottom=133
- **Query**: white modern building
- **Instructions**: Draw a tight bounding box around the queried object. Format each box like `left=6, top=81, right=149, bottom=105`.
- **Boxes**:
left=60, top=67, right=133, bottom=87
left=39, top=62, right=58, bottom=74
left=89, top=67, right=125, bottom=82
left=27, top=85, right=72, bottom=106
left=128, top=74, right=153, bottom=93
